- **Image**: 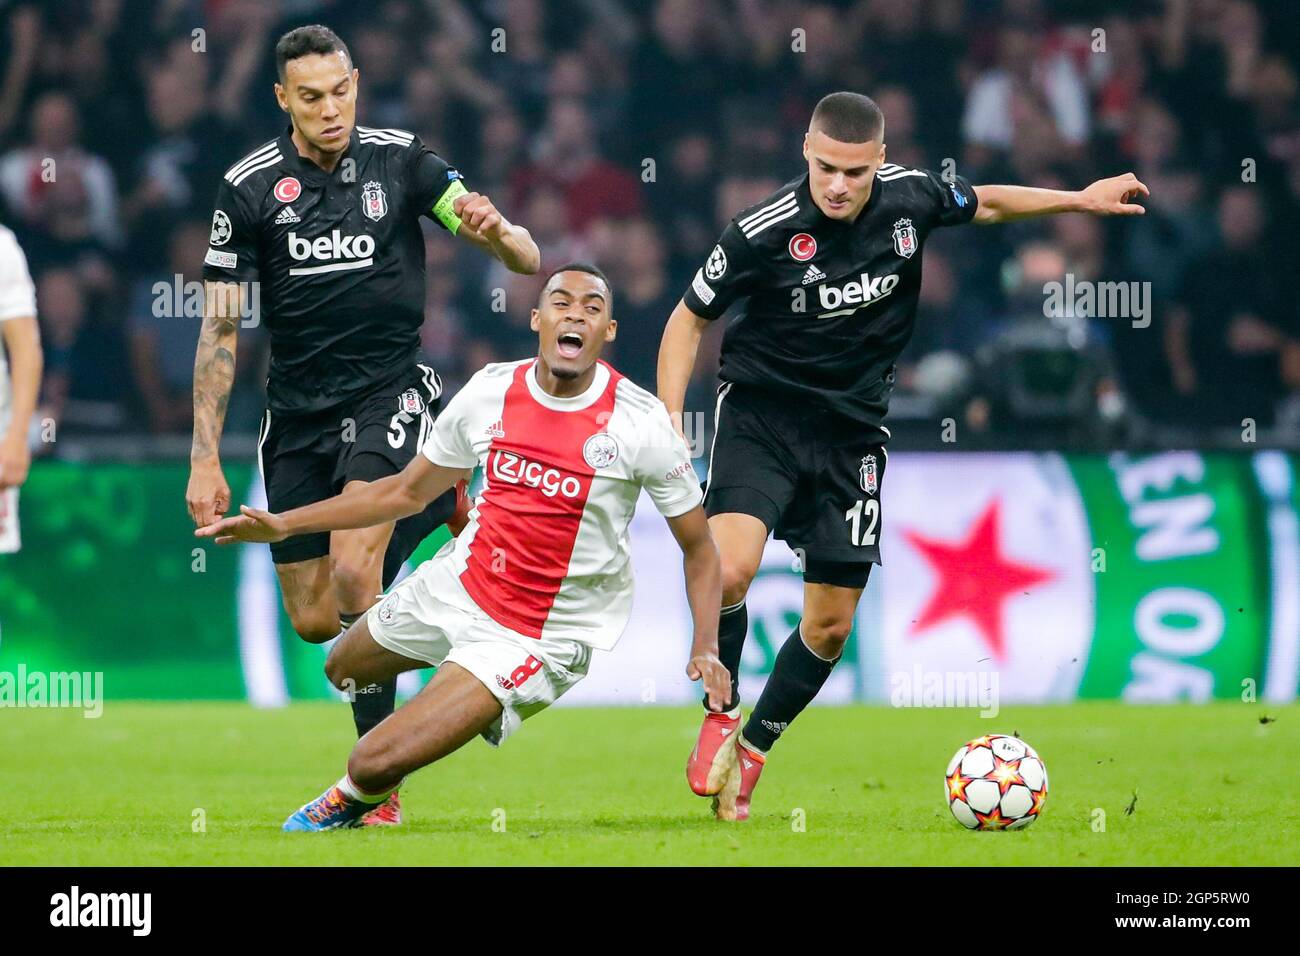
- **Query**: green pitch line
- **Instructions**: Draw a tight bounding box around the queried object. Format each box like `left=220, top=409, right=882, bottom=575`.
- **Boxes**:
left=2, top=702, right=1296, bottom=866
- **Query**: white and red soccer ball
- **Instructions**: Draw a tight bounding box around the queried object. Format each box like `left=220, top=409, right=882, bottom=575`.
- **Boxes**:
left=945, top=734, right=1048, bottom=830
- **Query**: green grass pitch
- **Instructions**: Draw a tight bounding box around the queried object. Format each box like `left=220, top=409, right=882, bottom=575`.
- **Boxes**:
left=3, top=701, right=1296, bottom=866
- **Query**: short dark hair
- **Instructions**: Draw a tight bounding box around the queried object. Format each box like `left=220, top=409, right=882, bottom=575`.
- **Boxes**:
left=539, top=262, right=613, bottom=315
left=275, top=25, right=351, bottom=82
left=810, top=91, right=884, bottom=144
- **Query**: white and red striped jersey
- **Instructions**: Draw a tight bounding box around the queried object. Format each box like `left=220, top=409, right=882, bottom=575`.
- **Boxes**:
left=419, top=358, right=702, bottom=649
left=0, top=225, right=37, bottom=435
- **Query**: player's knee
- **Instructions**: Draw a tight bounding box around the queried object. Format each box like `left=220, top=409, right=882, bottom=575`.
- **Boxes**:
left=331, top=552, right=382, bottom=612
left=286, top=606, right=340, bottom=644
left=323, top=645, right=350, bottom=690
left=720, top=556, right=758, bottom=606
left=801, top=614, right=852, bottom=659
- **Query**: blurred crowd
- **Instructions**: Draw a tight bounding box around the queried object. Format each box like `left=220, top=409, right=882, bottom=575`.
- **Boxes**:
left=2, top=0, right=1298, bottom=450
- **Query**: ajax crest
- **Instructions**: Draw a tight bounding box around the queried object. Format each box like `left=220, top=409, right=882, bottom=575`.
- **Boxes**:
left=583, top=433, right=619, bottom=469
left=362, top=181, right=388, bottom=222
left=892, top=218, right=918, bottom=259
left=859, top=454, right=878, bottom=494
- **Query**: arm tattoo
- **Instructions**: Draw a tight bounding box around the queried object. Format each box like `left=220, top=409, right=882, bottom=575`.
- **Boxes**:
left=192, top=285, right=240, bottom=461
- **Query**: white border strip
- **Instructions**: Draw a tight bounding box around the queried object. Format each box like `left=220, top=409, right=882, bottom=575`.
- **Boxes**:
left=1255, top=451, right=1300, bottom=702
left=237, top=471, right=289, bottom=707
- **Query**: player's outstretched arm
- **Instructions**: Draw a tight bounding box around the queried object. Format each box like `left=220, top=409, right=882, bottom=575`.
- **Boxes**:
left=186, top=281, right=242, bottom=527
left=0, top=315, right=40, bottom=490
left=972, top=173, right=1149, bottom=224
left=451, top=191, right=540, bottom=274
left=195, top=456, right=469, bottom=545
left=657, top=300, right=710, bottom=437
left=665, top=504, right=729, bottom=712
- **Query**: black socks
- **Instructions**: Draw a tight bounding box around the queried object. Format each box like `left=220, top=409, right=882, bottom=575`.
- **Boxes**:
left=742, top=622, right=838, bottom=752
left=340, top=610, right=397, bottom=739
left=709, top=600, right=748, bottom=712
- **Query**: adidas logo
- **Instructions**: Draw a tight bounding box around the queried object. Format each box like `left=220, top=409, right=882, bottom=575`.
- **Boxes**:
left=485, top=419, right=505, bottom=438
left=760, top=719, right=789, bottom=735
left=801, top=264, right=826, bottom=285
left=274, top=206, right=301, bottom=225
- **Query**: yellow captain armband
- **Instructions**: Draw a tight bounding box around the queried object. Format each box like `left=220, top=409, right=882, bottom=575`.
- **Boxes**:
left=432, top=179, right=470, bottom=234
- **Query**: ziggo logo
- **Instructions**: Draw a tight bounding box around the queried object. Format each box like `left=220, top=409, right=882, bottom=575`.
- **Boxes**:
left=490, top=450, right=582, bottom=498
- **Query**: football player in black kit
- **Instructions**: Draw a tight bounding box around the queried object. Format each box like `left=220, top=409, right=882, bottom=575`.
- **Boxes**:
left=661, top=91, right=1148, bottom=821
left=186, top=25, right=539, bottom=826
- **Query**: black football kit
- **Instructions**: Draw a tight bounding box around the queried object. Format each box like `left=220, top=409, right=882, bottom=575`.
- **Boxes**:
left=684, top=163, right=979, bottom=586
left=203, top=124, right=472, bottom=566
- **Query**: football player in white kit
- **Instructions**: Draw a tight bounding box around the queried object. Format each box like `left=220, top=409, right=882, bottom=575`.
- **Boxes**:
left=0, top=225, right=42, bottom=554
left=197, top=264, right=729, bottom=830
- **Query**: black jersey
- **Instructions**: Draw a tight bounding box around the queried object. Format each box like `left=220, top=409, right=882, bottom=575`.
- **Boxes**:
left=682, top=165, right=978, bottom=435
left=202, top=125, right=469, bottom=414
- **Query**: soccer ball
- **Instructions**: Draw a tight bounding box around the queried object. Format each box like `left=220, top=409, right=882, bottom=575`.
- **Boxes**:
left=945, top=734, right=1048, bottom=830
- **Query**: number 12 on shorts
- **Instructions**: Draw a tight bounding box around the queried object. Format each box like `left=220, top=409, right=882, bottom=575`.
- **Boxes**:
left=845, top=498, right=879, bottom=547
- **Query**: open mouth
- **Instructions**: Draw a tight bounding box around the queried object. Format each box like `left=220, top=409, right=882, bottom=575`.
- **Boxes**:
left=556, top=331, right=584, bottom=359
left=321, top=125, right=345, bottom=139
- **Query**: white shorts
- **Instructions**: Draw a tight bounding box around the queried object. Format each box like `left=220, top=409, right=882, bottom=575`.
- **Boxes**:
left=0, top=487, right=19, bottom=553
left=366, top=555, right=592, bottom=746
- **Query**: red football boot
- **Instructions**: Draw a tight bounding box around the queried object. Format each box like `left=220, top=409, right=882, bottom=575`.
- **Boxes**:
left=686, top=708, right=741, bottom=796
left=713, top=737, right=766, bottom=821
left=360, top=790, right=402, bottom=827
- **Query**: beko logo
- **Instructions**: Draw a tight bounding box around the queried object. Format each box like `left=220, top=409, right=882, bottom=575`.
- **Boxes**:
left=816, top=271, right=900, bottom=317
left=287, top=230, right=375, bottom=275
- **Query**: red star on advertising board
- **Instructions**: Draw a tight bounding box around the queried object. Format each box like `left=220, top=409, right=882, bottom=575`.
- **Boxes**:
left=903, top=499, right=1055, bottom=662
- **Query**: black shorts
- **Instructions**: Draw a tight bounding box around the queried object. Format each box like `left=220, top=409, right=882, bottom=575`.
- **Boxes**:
left=257, top=360, right=458, bottom=567
left=703, top=383, right=887, bottom=589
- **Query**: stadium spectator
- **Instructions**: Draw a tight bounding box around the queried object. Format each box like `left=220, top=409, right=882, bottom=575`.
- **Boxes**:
left=0, top=0, right=1295, bottom=448
left=0, top=92, right=122, bottom=264
left=126, top=223, right=207, bottom=435
left=1167, top=186, right=1298, bottom=430
left=510, top=97, right=644, bottom=234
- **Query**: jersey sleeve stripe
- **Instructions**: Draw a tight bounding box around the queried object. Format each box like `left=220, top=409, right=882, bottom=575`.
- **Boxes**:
left=229, top=152, right=283, bottom=186
left=877, top=169, right=928, bottom=181
left=358, top=132, right=413, bottom=146
left=737, top=193, right=796, bottom=230
left=357, top=125, right=414, bottom=139
left=357, top=126, right=414, bottom=145
left=744, top=204, right=799, bottom=237
left=614, top=381, right=659, bottom=414
left=224, top=141, right=279, bottom=180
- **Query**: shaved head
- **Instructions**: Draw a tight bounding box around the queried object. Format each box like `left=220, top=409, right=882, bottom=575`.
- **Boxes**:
left=810, top=91, right=884, bottom=144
